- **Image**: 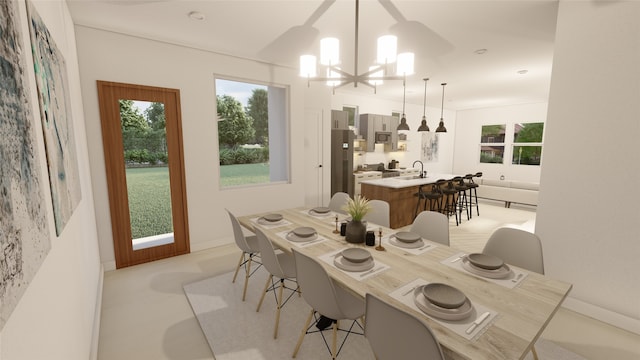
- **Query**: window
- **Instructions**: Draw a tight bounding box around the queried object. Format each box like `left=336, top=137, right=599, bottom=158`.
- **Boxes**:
left=342, top=105, right=358, bottom=127
left=479, top=124, right=506, bottom=164
left=215, top=78, right=289, bottom=188
left=512, top=122, right=544, bottom=166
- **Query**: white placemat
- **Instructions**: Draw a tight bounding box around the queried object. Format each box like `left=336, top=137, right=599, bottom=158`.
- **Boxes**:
left=319, top=249, right=390, bottom=280
left=389, top=278, right=498, bottom=341
left=250, top=216, right=293, bottom=229
left=442, top=252, right=528, bottom=289
left=381, top=234, right=438, bottom=255
left=276, top=230, right=327, bottom=248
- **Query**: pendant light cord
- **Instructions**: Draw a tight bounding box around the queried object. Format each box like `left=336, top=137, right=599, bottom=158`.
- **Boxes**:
left=440, top=83, right=446, bottom=119
left=402, top=78, right=407, bottom=115
left=422, top=78, right=428, bottom=117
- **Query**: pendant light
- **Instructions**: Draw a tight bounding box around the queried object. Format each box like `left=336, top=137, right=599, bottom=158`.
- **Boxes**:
left=417, top=78, right=430, bottom=132
left=397, top=78, right=410, bottom=131
left=436, top=82, right=448, bottom=133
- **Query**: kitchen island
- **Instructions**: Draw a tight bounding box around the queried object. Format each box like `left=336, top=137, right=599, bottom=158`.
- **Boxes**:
left=361, top=173, right=459, bottom=229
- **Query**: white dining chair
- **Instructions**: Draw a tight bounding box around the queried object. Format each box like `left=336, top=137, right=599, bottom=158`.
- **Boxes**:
left=292, top=249, right=365, bottom=359
left=363, top=199, right=390, bottom=228
left=254, top=227, right=298, bottom=339
left=226, top=209, right=261, bottom=301
left=328, top=191, right=351, bottom=214
left=483, top=227, right=544, bottom=274
left=410, top=210, right=450, bottom=246
left=364, top=293, right=445, bottom=360
left=483, top=226, right=544, bottom=360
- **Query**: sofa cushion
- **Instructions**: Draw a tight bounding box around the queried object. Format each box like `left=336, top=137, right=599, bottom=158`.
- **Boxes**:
left=510, top=181, right=539, bottom=191
left=481, top=179, right=510, bottom=187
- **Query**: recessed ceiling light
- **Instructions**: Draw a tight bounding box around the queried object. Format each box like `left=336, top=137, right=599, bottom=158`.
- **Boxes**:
left=474, top=49, right=488, bottom=55
left=517, top=69, right=528, bottom=75
left=188, top=11, right=205, bottom=21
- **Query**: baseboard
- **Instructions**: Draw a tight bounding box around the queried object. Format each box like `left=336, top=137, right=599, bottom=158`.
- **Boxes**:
left=563, top=296, right=640, bottom=335
left=102, top=260, right=116, bottom=272
left=190, top=238, right=232, bottom=253
left=89, top=264, right=104, bottom=360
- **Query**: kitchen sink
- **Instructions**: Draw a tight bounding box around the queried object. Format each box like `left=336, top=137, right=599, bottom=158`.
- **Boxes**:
left=397, top=175, right=424, bottom=180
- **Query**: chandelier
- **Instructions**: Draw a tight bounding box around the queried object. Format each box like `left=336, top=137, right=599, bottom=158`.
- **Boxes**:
left=299, top=0, right=415, bottom=91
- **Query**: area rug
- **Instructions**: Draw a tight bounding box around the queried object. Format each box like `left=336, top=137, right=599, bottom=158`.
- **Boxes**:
left=184, top=268, right=585, bottom=360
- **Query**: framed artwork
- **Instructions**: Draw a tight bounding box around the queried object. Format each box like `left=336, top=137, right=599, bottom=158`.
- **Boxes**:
left=0, top=0, right=51, bottom=331
left=28, top=0, right=82, bottom=235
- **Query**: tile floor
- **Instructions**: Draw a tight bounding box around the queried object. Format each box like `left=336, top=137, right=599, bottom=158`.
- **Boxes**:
left=97, top=201, right=640, bottom=360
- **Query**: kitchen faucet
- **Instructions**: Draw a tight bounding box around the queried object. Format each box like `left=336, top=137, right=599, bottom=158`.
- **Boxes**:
left=412, top=160, right=426, bottom=178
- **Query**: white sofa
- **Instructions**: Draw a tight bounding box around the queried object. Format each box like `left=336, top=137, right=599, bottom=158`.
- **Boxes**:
left=475, top=179, right=539, bottom=207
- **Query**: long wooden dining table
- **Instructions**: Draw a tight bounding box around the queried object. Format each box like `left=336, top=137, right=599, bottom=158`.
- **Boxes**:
left=238, top=207, right=572, bottom=360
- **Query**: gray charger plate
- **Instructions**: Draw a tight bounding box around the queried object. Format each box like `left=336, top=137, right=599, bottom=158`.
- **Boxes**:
left=311, top=206, right=331, bottom=214
left=389, top=236, right=425, bottom=249
left=462, top=257, right=512, bottom=279
left=394, top=231, right=421, bottom=243
left=262, top=213, right=283, bottom=222
left=286, top=232, right=319, bottom=243
left=467, top=253, right=504, bottom=270
left=292, top=226, right=316, bottom=237
left=333, top=256, right=375, bottom=272
left=341, top=248, right=372, bottom=263
left=413, top=286, right=474, bottom=321
left=422, top=283, right=467, bottom=309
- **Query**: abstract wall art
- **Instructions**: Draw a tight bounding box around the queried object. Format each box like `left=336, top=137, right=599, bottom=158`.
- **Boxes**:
left=0, top=0, right=52, bottom=331
left=421, top=131, right=439, bottom=162
left=27, top=0, right=82, bottom=236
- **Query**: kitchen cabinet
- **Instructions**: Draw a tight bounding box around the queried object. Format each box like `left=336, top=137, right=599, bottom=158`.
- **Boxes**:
left=331, top=110, right=348, bottom=129
left=353, top=171, right=382, bottom=198
left=358, top=113, right=399, bottom=152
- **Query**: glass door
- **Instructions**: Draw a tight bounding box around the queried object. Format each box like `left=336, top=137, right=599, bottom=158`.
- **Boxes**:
left=97, top=81, right=189, bottom=268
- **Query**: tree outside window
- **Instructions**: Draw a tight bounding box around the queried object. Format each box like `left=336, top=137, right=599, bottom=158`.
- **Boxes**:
left=512, top=122, right=544, bottom=166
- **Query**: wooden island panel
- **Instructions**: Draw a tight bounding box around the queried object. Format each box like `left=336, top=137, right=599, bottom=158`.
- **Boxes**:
left=362, top=182, right=438, bottom=229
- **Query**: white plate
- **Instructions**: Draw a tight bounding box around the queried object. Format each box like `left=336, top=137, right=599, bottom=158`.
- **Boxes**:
left=462, top=257, right=512, bottom=279
left=389, top=236, right=425, bottom=249
left=286, top=232, right=319, bottom=243
left=333, top=255, right=375, bottom=272
left=413, top=286, right=474, bottom=321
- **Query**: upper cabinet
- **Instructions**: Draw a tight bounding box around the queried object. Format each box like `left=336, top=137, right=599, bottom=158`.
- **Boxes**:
left=331, top=110, right=349, bottom=129
left=359, top=113, right=399, bottom=152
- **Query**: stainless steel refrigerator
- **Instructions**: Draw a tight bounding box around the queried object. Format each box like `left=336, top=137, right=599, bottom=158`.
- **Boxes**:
left=331, top=129, right=355, bottom=197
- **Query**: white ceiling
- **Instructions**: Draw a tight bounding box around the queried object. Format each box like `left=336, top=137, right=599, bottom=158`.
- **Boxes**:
left=67, top=0, right=559, bottom=110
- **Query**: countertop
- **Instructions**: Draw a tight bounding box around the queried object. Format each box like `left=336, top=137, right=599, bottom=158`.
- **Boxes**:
left=359, top=173, right=459, bottom=189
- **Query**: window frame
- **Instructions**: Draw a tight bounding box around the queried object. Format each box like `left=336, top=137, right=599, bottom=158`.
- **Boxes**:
left=214, top=75, right=290, bottom=189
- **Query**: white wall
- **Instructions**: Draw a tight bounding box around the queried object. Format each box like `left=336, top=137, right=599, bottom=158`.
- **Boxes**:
left=1, top=1, right=102, bottom=359
left=454, top=102, right=547, bottom=183
left=537, top=1, right=639, bottom=334
left=329, top=92, right=456, bottom=174
left=74, top=26, right=307, bottom=268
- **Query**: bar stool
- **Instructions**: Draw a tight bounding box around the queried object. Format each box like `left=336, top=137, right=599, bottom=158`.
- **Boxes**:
left=441, top=178, right=459, bottom=226
left=465, top=172, right=482, bottom=218
left=413, top=182, right=443, bottom=220
left=453, top=176, right=470, bottom=222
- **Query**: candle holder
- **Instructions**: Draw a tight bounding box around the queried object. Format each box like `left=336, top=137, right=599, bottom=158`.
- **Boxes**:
left=375, top=227, right=386, bottom=251
left=333, top=215, right=340, bottom=234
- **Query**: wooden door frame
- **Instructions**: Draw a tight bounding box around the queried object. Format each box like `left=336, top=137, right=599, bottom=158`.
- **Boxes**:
left=97, top=81, right=190, bottom=268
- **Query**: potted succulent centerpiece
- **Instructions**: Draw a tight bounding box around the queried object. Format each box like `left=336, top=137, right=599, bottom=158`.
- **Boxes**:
left=342, top=195, right=371, bottom=243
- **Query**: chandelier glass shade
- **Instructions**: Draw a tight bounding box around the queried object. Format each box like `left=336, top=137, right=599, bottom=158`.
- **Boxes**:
left=299, top=0, right=414, bottom=90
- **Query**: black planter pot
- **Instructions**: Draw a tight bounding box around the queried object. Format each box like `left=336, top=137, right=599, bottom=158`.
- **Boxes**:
left=345, top=220, right=366, bottom=243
